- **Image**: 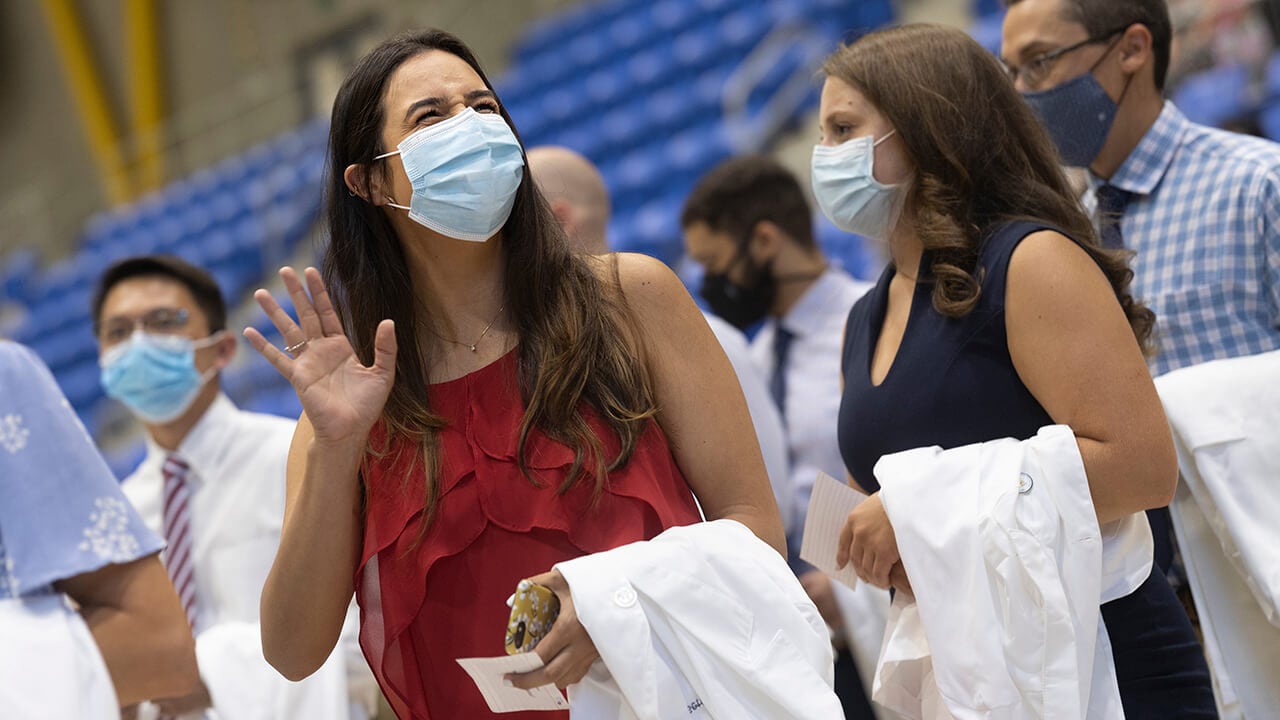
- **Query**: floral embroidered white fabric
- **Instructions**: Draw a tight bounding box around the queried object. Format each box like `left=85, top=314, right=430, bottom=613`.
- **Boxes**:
left=0, top=414, right=29, bottom=454
left=77, top=498, right=142, bottom=562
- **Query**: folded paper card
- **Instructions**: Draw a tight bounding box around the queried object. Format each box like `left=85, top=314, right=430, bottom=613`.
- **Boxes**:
left=799, top=471, right=869, bottom=590
left=456, top=653, right=569, bottom=713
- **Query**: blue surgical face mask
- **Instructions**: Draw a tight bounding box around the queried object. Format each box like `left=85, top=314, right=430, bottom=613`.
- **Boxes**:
left=376, top=107, right=525, bottom=242
left=811, top=130, right=906, bottom=240
left=100, top=331, right=224, bottom=424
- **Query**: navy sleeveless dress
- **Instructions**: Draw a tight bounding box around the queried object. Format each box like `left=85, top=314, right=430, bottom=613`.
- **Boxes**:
left=837, top=221, right=1216, bottom=716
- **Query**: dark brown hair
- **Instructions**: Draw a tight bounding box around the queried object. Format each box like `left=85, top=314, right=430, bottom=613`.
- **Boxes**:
left=93, top=255, right=227, bottom=335
left=821, top=24, right=1154, bottom=349
left=1007, top=0, right=1172, bottom=91
left=324, top=29, right=655, bottom=526
left=680, top=154, right=816, bottom=249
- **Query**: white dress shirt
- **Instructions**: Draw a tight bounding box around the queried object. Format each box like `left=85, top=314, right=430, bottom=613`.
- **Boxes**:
left=0, top=594, right=117, bottom=719
left=123, top=393, right=375, bottom=720
left=703, top=312, right=792, bottom=535
left=558, top=519, right=844, bottom=720
left=748, top=267, right=889, bottom=696
left=749, top=267, right=872, bottom=532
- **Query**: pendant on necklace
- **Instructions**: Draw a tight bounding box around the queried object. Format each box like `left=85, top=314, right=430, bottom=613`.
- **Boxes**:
left=468, top=344, right=477, bottom=352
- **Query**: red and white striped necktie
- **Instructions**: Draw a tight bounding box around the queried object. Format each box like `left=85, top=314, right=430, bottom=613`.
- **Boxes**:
left=162, top=455, right=198, bottom=630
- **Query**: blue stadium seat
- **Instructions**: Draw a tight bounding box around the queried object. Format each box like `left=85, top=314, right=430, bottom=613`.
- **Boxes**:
left=1260, top=102, right=1280, bottom=141
left=624, top=46, right=672, bottom=92
left=567, top=33, right=612, bottom=73
left=1265, top=50, right=1280, bottom=98
left=975, top=0, right=1003, bottom=15
left=664, top=124, right=732, bottom=182
left=856, top=0, right=894, bottom=30
left=652, top=0, right=698, bottom=34
left=604, top=12, right=653, bottom=56
left=597, top=99, right=649, bottom=155
left=626, top=191, right=687, bottom=260
left=815, top=216, right=880, bottom=280
left=969, top=10, right=1006, bottom=57
left=58, top=360, right=105, bottom=413
left=672, top=22, right=727, bottom=70
left=612, top=146, right=665, bottom=205
left=537, top=86, right=588, bottom=131
left=104, top=439, right=147, bottom=481
left=584, top=63, right=630, bottom=108
left=1, top=249, right=38, bottom=304
left=718, top=6, right=771, bottom=54
left=1172, top=64, right=1253, bottom=128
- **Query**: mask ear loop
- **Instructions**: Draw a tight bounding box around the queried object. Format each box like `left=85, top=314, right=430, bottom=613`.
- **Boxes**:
left=369, top=148, right=414, bottom=211
left=193, top=330, right=234, bottom=383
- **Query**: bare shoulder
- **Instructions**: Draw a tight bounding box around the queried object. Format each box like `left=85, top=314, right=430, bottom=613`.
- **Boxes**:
left=1009, top=229, right=1087, bottom=267
left=586, top=251, right=687, bottom=314
left=1007, top=229, right=1104, bottom=286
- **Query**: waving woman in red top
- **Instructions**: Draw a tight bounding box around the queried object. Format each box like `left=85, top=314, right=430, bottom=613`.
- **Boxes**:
left=242, top=29, right=785, bottom=720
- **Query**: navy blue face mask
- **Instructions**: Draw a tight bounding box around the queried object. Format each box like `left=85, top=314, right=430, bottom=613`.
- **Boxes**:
left=1022, top=40, right=1130, bottom=167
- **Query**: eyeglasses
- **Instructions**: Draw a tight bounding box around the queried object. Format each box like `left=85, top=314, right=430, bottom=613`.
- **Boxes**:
left=1003, top=29, right=1126, bottom=89
left=99, top=307, right=190, bottom=344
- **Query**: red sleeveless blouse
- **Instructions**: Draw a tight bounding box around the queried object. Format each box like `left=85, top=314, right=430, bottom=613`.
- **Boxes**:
left=355, top=349, right=702, bottom=719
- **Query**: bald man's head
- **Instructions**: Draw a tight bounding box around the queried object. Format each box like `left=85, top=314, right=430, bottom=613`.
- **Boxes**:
left=527, top=146, right=612, bottom=254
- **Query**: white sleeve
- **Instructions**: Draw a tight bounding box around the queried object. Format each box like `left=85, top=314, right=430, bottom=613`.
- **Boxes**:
left=197, top=621, right=350, bottom=720
left=703, top=313, right=793, bottom=533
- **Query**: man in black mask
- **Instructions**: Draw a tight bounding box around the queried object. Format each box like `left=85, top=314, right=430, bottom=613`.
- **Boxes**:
left=681, top=155, right=880, bottom=720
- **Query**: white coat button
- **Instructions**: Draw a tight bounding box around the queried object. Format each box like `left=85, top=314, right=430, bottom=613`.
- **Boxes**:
left=1018, top=473, right=1034, bottom=494
left=613, top=587, right=637, bottom=608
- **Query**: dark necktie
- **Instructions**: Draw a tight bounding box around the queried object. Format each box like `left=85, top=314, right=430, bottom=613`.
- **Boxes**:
left=1095, top=184, right=1131, bottom=250
left=769, top=326, right=794, bottom=415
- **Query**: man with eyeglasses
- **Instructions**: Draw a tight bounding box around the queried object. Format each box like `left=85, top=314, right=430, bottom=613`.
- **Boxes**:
left=1002, top=0, right=1280, bottom=380
left=91, top=255, right=377, bottom=720
left=1004, top=2, right=1280, bottom=714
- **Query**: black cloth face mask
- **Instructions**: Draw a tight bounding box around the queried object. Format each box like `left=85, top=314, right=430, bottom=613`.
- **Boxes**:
left=700, top=244, right=776, bottom=330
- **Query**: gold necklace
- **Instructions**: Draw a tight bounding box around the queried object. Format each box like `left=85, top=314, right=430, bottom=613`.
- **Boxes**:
left=427, top=304, right=505, bottom=352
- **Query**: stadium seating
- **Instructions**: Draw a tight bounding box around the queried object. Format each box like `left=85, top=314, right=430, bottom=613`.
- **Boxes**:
left=1, top=116, right=327, bottom=473
left=1171, top=63, right=1255, bottom=130
left=498, top=0, right=890, bottom=267
left=3, top=0, right=898, bottom=477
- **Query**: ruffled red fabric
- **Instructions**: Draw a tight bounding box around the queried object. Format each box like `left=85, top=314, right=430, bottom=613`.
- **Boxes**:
left=355, top=349, right=701, bottom=720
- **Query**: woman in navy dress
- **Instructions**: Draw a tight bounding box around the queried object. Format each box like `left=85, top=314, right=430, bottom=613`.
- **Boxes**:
left=813, top=25, right=1215, bottom=715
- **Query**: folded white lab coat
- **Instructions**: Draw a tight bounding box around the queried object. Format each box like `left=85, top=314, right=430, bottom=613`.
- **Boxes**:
left=833, top=580, right=891, bottom=699
left=556, top=519, right=844, bottom=720
left=873, top=425, right=1151, bottom=720
left=0, top=594, right=118, bottom=719
left=1155, top=349, right=1280, bottom=719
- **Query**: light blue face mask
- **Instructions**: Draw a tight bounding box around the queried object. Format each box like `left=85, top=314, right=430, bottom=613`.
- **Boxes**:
left=100, top=331, right=223, bottom=424
left=375, top=107, right=525, bottom=242
left=811, top=130, right=905, bottom=240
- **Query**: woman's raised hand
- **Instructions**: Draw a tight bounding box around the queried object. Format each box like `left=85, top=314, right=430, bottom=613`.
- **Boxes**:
left=243, top=267, right=397, bottom=444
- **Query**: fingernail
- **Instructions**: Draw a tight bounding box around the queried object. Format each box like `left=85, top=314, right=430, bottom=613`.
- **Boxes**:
left=502, top=678, right=513, bottom=688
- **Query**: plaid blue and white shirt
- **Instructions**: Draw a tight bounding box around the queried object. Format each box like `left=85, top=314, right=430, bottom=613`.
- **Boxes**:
left=1085, top=102, right=1280, bottom=376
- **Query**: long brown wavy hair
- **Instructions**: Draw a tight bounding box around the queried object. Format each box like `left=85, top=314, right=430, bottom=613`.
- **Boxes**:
left=822, top=24, right=1155, bottom=349
left=322, top=29, right=655, bottom=527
